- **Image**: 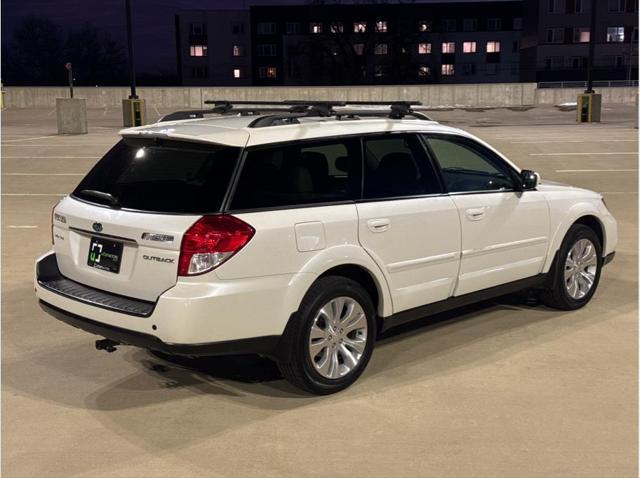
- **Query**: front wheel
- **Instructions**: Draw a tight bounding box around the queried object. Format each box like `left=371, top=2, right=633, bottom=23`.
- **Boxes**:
left=541, top=224, right=602, bottom=310
left=277, top=276, right=376, bottom=395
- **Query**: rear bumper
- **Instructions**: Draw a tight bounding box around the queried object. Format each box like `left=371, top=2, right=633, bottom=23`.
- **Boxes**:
left=35, top=251, right=309, bottom=356
left=39, top=300, right=280, bottom=357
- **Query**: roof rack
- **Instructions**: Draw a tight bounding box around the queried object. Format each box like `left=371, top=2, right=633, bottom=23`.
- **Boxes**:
left=158, top=100, right=431, bottom=126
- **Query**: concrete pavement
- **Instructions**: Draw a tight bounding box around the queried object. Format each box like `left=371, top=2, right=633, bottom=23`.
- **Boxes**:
left=1, top=105, right=637, bottom=478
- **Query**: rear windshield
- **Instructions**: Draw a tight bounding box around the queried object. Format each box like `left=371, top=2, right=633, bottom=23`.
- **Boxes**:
left=73, top=138, right=240, bottom=213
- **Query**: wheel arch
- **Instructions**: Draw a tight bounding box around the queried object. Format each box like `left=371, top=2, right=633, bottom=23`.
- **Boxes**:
left=543, top=208, right=607, bottom=273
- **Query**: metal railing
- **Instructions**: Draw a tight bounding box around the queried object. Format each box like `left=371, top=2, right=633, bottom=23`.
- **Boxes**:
left=538, top=80, right=638, bottom=88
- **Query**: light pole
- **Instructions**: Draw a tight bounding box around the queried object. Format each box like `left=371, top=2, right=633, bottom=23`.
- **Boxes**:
left=585, top=0, right=597, bottom=93
left=125, top=0, right=137, bottom=99
left=122, top=0, right=145, bottom=126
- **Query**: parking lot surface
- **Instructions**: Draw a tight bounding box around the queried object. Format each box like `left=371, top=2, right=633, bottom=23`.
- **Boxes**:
left=2, top=105, right=637, bottom=478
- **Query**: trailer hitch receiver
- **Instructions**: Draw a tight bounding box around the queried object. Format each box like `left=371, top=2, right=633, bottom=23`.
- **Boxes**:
left=95, top=338, right=120, bottom=353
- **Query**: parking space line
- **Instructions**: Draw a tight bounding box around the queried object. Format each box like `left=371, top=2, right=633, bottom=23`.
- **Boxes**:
left=531, top=152, right=638, bottom=156
left=1, top=136, right=56, bottom=143
left=512, top=139, right=637, bottom=144
left=555, top=169, right=638, bottom=172
left=2, top=143, right=113, bottom=147
left=2, top=173, right=84, bottom=176
left=3, top=156, right=99, bottom=159
left=1, top=193, right=66, bottom=196
left=7, top=225, right=39, bottom=229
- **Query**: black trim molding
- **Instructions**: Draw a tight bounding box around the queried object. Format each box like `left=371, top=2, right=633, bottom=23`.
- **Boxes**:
left=381, top=274, right=547, bottom=333
left=603, top=252, right=615, bottom=266
left=37, top=253, right=156, bottom=317
left=39, top=301, right=281, bottom=358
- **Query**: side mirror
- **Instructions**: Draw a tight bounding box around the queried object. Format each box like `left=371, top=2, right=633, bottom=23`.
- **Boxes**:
left=520, top=169, right=539, bottom=190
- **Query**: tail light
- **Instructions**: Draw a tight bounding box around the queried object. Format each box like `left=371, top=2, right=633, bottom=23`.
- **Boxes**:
left=178, top=215, right=255, bottom=276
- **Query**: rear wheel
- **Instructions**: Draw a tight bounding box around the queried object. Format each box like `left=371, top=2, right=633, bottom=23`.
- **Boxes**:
left=277, top=276, right=376, bottom=395
left=541, top=224, right=602, bottom=310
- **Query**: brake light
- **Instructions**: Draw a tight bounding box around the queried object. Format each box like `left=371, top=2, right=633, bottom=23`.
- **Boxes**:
left=178, top=215, right=255, bottom=276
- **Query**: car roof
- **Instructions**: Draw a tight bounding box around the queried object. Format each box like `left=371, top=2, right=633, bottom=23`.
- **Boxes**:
left=119, top=114, right=470, bottom=148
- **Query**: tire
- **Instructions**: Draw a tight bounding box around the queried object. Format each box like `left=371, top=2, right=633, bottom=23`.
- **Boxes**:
left=541, top=224, right=602, bottom=310
left=277, top=276, right=376, bottom=395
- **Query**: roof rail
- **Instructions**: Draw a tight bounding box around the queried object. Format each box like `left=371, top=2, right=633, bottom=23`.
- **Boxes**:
left=159, top=100, right=430, bottom=125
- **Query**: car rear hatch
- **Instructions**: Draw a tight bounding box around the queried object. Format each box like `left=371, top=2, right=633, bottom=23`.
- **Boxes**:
left=51, top=136, right=244, bottom=302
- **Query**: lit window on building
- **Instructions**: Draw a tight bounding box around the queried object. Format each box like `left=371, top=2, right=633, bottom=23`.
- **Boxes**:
left=486, top=41, right=501, bottom=53
left=258, top=66, right=278, bottom=78
left=444, top=19, right=456, bottom=32
left=418, top=65, right=431, bottom=77
left=573, top=28, right=590, bottom=43
left=374, top=43, right=388, bottom=55
left=233, top=68, right=242, bottom=79
left=463, top=18, right=478, bottom=31
left=257, top=22, right=276, bottom=35
left=190, top=45, right=207, bottom=57
left=286, top=22, right=300, bottom=34
left=353, top=43, right=365, bottom=55
left=418, top=42, right=431, bottom=54
left=546, top=28, right=564, bottom=43
left=330, top=22, right=344, bottom=33
left=606, top=26, right=625, bottom=42
left=232, top=45, right=244, bottom=57
left=442, top=42, right=456, bottom=53
left=310, top=22, right=323, bottom=34
left=418, top=20, right=432, bottom=32
left=375, top=21, right=388, bottom=32
left=463, top=42, right=477, bottom=53
left=487, top=18, right=501, bottom=31
left=441, top=64, right=455, bottom=76
left=354, top=21, right=367, bottom=33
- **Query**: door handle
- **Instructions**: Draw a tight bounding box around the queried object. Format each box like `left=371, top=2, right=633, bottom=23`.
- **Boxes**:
left=367, top=218, right=391, bottom=233
left=465, top=208, right=486, bottom=221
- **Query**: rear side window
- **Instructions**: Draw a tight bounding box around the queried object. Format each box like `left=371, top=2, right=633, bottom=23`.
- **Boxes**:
left=230, top=138, right=361, bottom=210
left=73, top=139, right=240, bottom=213
left=363, top=134, right=441, bottom=199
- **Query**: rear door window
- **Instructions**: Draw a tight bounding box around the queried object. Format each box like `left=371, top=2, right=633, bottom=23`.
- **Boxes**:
left=73, top=139, right=240, bottom=213
left=363, top=134, right=442, bottom=199
left=230, top=137, right=362, bottom=210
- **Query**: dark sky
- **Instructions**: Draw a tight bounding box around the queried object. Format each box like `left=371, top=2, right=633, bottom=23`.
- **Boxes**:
left=1, top=0, right=504, bottom=75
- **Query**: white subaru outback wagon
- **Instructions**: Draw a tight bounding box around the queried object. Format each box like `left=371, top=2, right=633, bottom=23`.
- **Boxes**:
left=35, top=100, right=617, bottom=395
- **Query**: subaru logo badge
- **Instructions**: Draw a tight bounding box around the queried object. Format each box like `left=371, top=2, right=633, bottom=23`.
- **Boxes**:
left=92, top=222, right=103, bottom=232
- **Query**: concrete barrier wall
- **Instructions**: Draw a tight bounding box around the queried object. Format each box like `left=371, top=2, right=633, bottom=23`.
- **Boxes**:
left=534, top=86, right=638, bottom=105
left=3, top=84, right=636, bottom=109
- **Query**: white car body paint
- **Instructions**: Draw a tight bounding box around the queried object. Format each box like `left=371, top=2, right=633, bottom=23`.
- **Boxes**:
left=35, top=115, right=618, bottom=348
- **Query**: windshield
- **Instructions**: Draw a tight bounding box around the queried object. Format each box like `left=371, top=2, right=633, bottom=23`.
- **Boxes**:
left=73, top=138, right=240, bottom=213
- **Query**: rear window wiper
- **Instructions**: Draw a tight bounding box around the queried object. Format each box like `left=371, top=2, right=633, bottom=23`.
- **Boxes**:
left=78, top=189, right=121, bottom=209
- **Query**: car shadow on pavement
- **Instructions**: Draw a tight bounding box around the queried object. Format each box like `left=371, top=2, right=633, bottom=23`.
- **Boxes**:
left=107, top=290, right=565, bottom=400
